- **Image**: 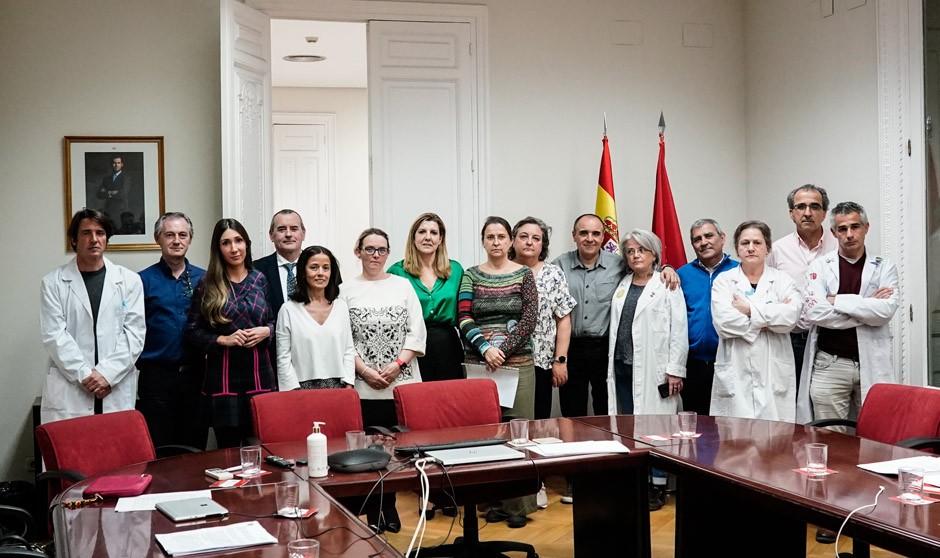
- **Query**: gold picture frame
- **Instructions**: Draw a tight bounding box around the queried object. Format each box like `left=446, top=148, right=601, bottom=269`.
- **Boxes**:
left=64, top=136, right=165, bottom=251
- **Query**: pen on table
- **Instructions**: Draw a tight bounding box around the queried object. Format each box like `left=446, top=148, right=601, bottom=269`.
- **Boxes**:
left=224, top=465, right=243, bottom=472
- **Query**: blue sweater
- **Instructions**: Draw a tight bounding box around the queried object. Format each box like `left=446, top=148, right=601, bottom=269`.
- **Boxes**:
left=676, top=255, right=738, bottom=362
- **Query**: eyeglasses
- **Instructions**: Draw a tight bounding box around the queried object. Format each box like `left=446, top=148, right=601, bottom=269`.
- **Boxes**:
left=179, top=269, right=193, bottom=299
left=792, top=203, right=824, bottom=212
left=625, top=247, right=651, bottom=256
left=362, top=246, right=389, bottom=256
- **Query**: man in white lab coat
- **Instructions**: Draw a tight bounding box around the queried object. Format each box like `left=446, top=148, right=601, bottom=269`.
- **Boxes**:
left=796, top=201, right=900, bottom=425
left=39, top=208, right=145, bottom=423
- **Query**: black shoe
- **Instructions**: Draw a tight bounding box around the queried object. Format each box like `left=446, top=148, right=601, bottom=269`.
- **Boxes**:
left=367, top=510, right=384, bottom=533
left=484, top=508, right=510, bottom=523
left=441, top=506, right=458, bottom=517
left=380, top=506, right=401, bottom=533
left=816, top=528, right=837, bottom=544
left=648, top=485, right=664, bottom=511
left=506, top=514, right=527, bottom=528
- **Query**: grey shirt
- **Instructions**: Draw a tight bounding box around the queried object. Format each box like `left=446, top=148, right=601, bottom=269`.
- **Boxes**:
left=553, top=250, right=627, bottom=338
left=614, top=283, right=644, bottom=365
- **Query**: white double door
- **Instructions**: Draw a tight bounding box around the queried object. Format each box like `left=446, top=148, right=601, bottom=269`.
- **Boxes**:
left=221, top=0, right=481, bottom=264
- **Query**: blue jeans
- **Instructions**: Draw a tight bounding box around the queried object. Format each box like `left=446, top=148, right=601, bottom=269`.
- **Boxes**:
left=613, top=360, right=634, bottom=414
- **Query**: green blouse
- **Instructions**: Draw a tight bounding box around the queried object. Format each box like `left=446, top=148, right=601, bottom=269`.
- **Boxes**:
left=387, top=259, right=464, bottom=325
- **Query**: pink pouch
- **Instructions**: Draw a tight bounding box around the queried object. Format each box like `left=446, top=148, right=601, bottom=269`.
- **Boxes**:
left=83, top=474, right=152, bottom=498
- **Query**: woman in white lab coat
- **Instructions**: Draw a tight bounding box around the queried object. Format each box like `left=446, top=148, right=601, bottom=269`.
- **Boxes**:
left=606, top=229, right=688, bottom=416
left=710, top=221, right=802, bottom=421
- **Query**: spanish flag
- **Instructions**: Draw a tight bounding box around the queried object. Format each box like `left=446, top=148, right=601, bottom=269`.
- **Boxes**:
left=595, top=134, right=620, bottom=254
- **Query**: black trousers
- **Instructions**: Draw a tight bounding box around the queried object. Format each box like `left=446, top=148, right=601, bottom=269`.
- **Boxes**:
left=534, top=366, right=554, bottom=419
left=790, top=331, right=808, bottom=396
left=558, top=336, right=609, bottom=417
left=137, top=360, right=208, bottom=449
left=680, top=357, right=715, bottom=415
left=417, top=323, right=465, bottom=382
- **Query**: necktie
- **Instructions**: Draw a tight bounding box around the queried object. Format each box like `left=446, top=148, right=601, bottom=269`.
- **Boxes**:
left=284, top=262, right=296, bottom=297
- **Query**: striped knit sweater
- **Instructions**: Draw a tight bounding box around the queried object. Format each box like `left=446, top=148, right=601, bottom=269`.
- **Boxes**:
left=457, top=265, right=537, bottom=367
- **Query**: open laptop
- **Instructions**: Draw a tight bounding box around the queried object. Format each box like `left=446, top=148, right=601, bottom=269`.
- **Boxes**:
left=424, top=444, right=526, bottom=466
left=156, top=497, right=229, bottom=522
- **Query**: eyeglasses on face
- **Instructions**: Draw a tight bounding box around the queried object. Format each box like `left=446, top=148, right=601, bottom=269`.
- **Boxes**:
left=792, top=203, right=824, bottom=212
left=362, top=246, right=389, bottom=256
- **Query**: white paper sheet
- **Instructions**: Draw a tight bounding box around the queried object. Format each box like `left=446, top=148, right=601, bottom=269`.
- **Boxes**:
left=114, top=490, right=213, bottom=512
left=155, top=520, right=276, bottom=556
left=527, top=440, right=630, bottom=456
left=462, top=363, right=519, bottom=408
left=856, top=455, right=940, bottom=475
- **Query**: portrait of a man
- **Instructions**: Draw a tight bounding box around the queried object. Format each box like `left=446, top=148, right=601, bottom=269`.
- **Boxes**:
left=85, top=152, right=145, bottom=234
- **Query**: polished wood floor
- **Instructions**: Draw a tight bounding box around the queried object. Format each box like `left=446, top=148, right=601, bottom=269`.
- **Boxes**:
left=383, top=476, right=903, bottom=557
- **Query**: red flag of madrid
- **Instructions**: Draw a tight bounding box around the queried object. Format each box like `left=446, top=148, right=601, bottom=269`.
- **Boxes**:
left=595, top=135, right=620, bottom=254
left=652, top=130, right=687, bottom=267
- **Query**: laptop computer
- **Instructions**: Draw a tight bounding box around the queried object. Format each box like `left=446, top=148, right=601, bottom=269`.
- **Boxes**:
left=155, top=497, right=229, bottom=522
left=424, top=444, right=526, bottom=466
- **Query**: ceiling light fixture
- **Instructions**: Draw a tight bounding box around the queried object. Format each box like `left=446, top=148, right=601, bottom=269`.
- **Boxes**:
left=283, top=54, right=326, bottom=62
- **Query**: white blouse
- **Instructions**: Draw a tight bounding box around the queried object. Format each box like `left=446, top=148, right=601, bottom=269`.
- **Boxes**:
left=340, top=275, right=427, bottom=400
left=276, top=298, right=356, bottom=390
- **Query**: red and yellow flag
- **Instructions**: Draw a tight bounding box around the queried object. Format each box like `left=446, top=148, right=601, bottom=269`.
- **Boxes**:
left=595, top=135, right=620, bottom=253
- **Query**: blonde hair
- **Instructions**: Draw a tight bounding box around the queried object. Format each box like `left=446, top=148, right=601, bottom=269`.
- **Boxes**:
left=401, top=213, right=451, bottom=279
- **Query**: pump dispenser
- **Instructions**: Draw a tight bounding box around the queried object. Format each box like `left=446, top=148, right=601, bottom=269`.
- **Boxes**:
left=307, top=421, right=328, bottom=478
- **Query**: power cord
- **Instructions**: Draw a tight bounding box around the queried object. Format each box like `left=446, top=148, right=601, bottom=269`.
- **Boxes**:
left=834, top=485, right=885, bottom=557
left=404, top=457, right=433, bottom=557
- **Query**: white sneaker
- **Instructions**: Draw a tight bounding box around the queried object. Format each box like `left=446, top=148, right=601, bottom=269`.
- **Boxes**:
left=560, top=482, right=573, bottom=504
left=536, top=483, right=548, bottom=509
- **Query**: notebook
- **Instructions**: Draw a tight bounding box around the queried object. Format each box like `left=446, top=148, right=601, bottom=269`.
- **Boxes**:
left=156, top=497, right=229, bottom=522
left=424, top=444, right=526, bottom=466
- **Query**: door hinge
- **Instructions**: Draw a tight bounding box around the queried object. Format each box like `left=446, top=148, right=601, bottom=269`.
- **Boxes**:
left=469, top=42, right=473, bottom=56
left=910, top=304, right=914, bottom=321
left=908, top=139, right=912, bottom=157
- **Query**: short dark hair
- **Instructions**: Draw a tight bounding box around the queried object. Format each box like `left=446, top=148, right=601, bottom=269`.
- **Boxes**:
left=509, top=216, right=552, bottom=261
left=480, top=216, right=512, bottom=240
left=830, top=201, right=869, bottom=227
left=787, top=184, right=830, bottom=211
left=268, top=209, right=306, bottom=235
left=733, top=220, right=773, bottom=250
left=68, top=208, right=113, bottom=249
left=290, top=246, right=342, bottom=303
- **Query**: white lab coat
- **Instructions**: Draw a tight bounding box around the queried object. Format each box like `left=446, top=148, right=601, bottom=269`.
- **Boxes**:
left=39, top=257, right=145, bottom=423
left=606, top=271, right=688, bottom=415
left=710, top=265, right=802, bottom=421
left=795, top=250, right=899, bottom=423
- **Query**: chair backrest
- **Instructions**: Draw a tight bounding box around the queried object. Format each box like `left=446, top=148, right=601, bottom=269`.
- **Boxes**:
left=856, top=383, right=940, bottom=444
left=250, top=389, right=363, bottom=443
left=34, top=410, right=156, bottom=483
left=394, top=378, right=502, bottom=430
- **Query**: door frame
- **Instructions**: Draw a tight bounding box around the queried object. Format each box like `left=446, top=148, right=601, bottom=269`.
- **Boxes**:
left=249, top=0, right=490, bottom=264
left=272, top=112, right=337, bottom=252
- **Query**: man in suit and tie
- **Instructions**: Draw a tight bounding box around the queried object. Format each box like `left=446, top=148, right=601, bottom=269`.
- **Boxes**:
left=253, top=210, right=306, bottom=384
left=96, top=155, right=133, bottom=228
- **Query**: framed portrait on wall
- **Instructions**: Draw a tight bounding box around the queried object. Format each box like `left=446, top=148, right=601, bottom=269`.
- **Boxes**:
left=64, top=136, right=165, bottom=251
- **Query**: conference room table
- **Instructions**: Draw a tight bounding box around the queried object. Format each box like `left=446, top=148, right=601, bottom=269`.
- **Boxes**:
left=262, top=417, right=656, bottom=558
left=574, top=414, right=940, bottom=558
left=51, top=445, right=404, bottom=557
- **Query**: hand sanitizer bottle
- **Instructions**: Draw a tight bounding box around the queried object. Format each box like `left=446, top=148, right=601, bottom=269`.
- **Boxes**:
left=307, top=421, right=328, bottom=478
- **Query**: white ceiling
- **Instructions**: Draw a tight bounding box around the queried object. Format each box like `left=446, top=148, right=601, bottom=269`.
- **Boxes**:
left=270, top=19, right=367, bottom=88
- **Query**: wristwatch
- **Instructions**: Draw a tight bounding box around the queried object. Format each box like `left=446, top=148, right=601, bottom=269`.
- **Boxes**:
left=553, top=355, right=567, bottom=364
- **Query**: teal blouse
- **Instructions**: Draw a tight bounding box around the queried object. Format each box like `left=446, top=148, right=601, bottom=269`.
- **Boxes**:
left=387, top=259, right=464, bottom=325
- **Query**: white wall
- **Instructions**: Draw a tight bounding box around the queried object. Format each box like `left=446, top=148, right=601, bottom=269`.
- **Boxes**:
left=0, top=0, right=222, bottom=480
left=744, top=1, right=880, bottom=248
left=484, top=0, right=747, bottom=262
left=272, top=87, right=370, bottom=275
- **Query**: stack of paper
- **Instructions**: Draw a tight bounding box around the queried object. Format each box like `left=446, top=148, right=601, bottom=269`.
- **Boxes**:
left=155, top=521, right=277, bottom=556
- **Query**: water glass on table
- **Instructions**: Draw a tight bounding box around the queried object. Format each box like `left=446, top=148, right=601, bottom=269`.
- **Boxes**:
left=345, top=430, right=367, bottom=451
left=678, top=411, right=697, bottom=436
left=240, top=445, right=262, bottom=475
left=804, top=443, right=828, bottom=475
left=275, top=481, right=299, bottom=517
left=509, top=419, right=529, bottom=444
left=898, top=466, right=925, bottom=502
left=288, top=538, right=320, bottom=558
